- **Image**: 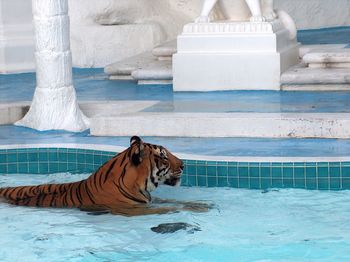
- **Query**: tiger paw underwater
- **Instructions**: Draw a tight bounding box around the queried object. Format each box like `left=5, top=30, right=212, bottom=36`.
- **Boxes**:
left=0, top=136, right=211, bottom=216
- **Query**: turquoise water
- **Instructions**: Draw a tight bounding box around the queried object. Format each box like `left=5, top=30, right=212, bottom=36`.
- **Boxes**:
left=1, top=173, right=350, bottom=262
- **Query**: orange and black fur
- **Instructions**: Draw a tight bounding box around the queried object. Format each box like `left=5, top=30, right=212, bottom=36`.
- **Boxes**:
left=0, top=136, right=201, bottom=216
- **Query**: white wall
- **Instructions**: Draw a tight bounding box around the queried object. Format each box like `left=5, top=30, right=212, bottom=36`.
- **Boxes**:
left=275, top=0, right=350, bottom=30
left=0, top=0, right=35, bottom=73
left=1, top=0, right=350, bottom=72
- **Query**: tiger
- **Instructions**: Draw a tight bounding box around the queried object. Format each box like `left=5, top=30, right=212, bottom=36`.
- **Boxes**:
left=0, top=136, right=210, bottom=216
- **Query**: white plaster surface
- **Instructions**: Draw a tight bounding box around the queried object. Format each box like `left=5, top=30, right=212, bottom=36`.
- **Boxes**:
left=2, top=0, right=350, bottom=71
left=16, top=0, right=89, bottom=132
left=90, top=112, right=350, bottom=139
left=0, top=0, right=35, bottom=73
left=173, top=21, right=299, bottom=91
left=68, top=0, right=350, bottom=67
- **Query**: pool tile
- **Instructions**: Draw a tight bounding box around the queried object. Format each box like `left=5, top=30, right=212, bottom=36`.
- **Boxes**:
left=8, top=163, right=17, bottom=173
left=28, top=152, right=39, bottom=162
left=197, top=165, right=206, bottom=176
left=294, top=167, right=305, bottom=179
left=93, top=154, right=102, bottom=166
left=228, top=177, right=238, bottom=188
left=342, top=179, right=350, bottom=189
left=250, top=167, right=259, bottom=178
left=18, top=163, right=28, bottom=173
left=49, top=151, right=58, bottom=162
left=207, top=165, right=216, bottom=176
left=306, top=167, right=317, bottom=178
left=38, top=152, right=48, bottom=161
left=218, top=177, right=228, bottom=187
left=283, top=178, right=294, bottom=188
left=261, top=167, right=271, bottom=179
left=317, top=166, right=329, bottom=178
left=58, top=152, right=68, bottom=162
left=7, top=153, right=17, bottom=163
left=0, top=164, right=7, bottom=173
left=330, top=166, right=341, bottom=178
left=68, top=162, right=77, bottom=172
left=249, top=178, right=260, bottom=189
left=272, top=178, right=283, bottom=188
left=272, top=166, right=282, bottom=179
left=318, top=178, right=329, bottom=190
left=18, top=153, right=28, bottom=162
left=238, top=178, right=249, bottom=188
left=306, top=178, right=317, bottom=190
left=39, top=162, right=49, bottom=174
left=260, top=178, right=271, bottom=189
left=187, top=165, right=196, bottom=175
left=238, top=167, right=248, bottom=178
left=49, top=162, right=59, bottom=173
left=28, top=163, right=38, bottom=174
left=207, top=177, right=217, bottom=187
left=330, top=178, right=341, bottom=190
left=294, top=179, right=306, bottom=189
left=197, top=176, right=207, bottom=187
left=0, top=153, right=6, bottom=163
left=342, top=167, right=350, bottom=178
left=283, top=167, right=293, bottom=179
left=228, top=166, right=238, bottom=178
left=187, top=175, right=197, bottom=187
left=85, top=154, right=94, bottom=164
left=217, top=165, right=228, bottom=177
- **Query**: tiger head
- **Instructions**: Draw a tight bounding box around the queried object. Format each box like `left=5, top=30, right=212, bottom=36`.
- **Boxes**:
left=129, top=136, right=184, bottom=192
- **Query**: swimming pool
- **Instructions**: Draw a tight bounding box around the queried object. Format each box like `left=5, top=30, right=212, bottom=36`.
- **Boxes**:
left=1, top=172, right=350, bottom=262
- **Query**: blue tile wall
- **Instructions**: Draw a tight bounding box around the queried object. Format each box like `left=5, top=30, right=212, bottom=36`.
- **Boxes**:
left=1, top=148, right=350, bottom=190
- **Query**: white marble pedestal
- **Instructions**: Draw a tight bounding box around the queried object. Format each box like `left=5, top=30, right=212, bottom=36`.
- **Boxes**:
left=173, top=20, right=299, bottom=91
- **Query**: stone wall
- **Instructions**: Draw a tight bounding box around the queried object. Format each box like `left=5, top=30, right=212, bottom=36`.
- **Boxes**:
left=1, top=0, right=350, bottom=71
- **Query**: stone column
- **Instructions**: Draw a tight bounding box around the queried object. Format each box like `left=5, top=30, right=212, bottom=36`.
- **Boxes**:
left=16, top=0, right=89, bottom=132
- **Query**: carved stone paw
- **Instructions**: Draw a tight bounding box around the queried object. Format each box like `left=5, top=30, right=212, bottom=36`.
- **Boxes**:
left=195, top=16, right=211, bottom=23
left=249, top=15, right=266, bottom=23
left=264, top=11, right=278, bottom=21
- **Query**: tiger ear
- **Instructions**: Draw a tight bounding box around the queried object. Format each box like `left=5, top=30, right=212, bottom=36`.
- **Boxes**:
left=130, top=136, right=142, bottom=146
left=130, top=136, right=144, bottom=166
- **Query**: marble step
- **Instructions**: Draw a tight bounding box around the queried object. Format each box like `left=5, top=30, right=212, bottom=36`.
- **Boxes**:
left=152, top=40, right=177, bottom=60
left=90, top=112, right=350, bottom=138
left=131, top=60, right=172, bottom=84
left=281, top=64, right=350, bottom=91
left=303, top=49, right=350, bottom=68
left=104, top=51, right=157, bottom=80
left=298, top=44, right=347, bottom=58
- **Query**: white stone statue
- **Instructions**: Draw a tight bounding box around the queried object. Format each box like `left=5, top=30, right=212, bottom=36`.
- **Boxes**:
left=195, top=0, right=296, bottom=39
left=196, top=0, right=276, bottom=23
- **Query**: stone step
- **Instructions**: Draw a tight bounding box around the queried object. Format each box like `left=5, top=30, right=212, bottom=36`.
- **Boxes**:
left=281, top=64, right=350, bottom=91
left=131, top=60, right=172, bottom=84
left=303, top=49, right=350, bottom=68
left=152, top=40, right=177, bottom=60
left=90, top=112, right=350, bottom=138
left=104, top=51, right=157, bottom=79
left=298, top=44, right=347, bottom=58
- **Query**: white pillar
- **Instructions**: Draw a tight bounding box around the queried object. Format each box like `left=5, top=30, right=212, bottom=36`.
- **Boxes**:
left=16, top=0, right=89, bottom=132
